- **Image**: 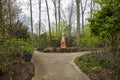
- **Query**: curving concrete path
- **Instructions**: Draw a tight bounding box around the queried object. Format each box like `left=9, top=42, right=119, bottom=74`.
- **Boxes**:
left=32, top=51, right=90, bottom=80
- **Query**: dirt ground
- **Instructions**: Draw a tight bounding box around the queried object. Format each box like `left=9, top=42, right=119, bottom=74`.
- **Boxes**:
left=32, top=51, right=90, bottom=80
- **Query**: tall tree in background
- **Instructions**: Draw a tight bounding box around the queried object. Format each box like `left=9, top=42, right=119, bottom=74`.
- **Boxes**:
left=90, top=0, right=95, bottom=18
left=68, top=0, right=74, bottom=37
left=8, top=0, right=12, bottom=28
left=29, top=0, right=33, bottom=34
left=0, top=0, right=21, bottom=37
left=0, top=0, right=27, bottom=38
left=0, top=0, right=2, bottom=23
left=0, top=0, right=3, bottom=36
left=45, top=0, right=52, bottom=45
left=52, top=0, right=58, bottom=33
left=38, top=0, right=41, bottom=36
left=58, top=0, right=61, bottom=34
left=80, top=0, right=88, bottom=30
left=76, top=0, right=80, bottom=47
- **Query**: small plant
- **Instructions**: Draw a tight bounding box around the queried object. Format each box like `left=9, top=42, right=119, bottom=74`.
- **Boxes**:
left=90, top=66, right=101, bottom=72
left=43, top=47, right=55, bottom=52
left=28, top=70, right=35, bottom=77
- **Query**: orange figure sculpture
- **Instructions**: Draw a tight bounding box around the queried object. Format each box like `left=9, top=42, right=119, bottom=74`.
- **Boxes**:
left=61, top=32, right=66, bottom=48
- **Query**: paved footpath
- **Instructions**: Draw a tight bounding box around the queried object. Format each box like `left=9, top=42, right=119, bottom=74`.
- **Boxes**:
left=32, top=51, right=90, bottom=80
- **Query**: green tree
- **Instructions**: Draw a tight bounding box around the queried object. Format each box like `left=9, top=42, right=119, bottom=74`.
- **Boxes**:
left=88, top=0, right=120, bottom=52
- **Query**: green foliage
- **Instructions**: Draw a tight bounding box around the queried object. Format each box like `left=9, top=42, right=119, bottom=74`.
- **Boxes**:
left=39, top=21, right=82, bottom=49
left=88, top=0, right=120, bottom=53
left=38, top=32, right=50, bottom=49
left=0, top=38, right=34, bottom=74
left=80, top=27, right=102, bottom=47
left=88, top=7, right=118, bottom=37
left=57, top=21, right=68, bottom=34
left=0, top=33, right=2, bottom=38
left=89, top=1, right=120, bottom=37
left=80, top=36, right=100, bottom=47
left=43, top=47, right=55, bottom=52
left=74, top=53, right=113, bottom=74
left=51, top=37, right=60, bottom=47
left=15, top=26, right=30, bottom=40
left=2, top=39, right=34, bottom=54
left=94, top=0, right=120, bottom=6
left=28, top=70, right=35, bottom=77
left=74, top=52, right=120, bottom=80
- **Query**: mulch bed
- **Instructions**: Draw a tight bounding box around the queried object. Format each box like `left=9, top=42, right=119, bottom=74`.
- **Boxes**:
left=0, top=62, right=35, bottom=80
left=38, top=47, right=101, bottom=53
left=89, top=69, right=116, bottom=80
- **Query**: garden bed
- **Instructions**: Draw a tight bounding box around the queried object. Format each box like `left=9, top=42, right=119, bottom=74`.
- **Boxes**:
left=0, top=62, right=35, bottom=80
left=74, top=52, right=120, bottom=80
left=42, top=47, right=79, bottom=53
left=38, top=47, right=100, bottom=53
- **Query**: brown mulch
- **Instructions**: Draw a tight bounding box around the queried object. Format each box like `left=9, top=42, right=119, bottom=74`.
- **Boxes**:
left=89, top=69, right=115, bottom=80
left=0, top=62, right=35, bottom=80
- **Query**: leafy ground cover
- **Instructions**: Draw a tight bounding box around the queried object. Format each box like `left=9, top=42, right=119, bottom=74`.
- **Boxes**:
left=74, top=52, right=120, bottom=80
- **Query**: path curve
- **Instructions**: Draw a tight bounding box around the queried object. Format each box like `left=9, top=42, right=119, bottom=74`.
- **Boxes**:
left=32, top=51, right=90, bottom=80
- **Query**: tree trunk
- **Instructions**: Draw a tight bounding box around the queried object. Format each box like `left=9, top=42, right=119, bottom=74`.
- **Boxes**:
left=8, top=0, right=12, bottom=28
left=29, top=0, right=33, bottom=34
left=68, top=19, right=72, bottom=37
left=0, top=0, right=5, bottom=37
left=8, top=0, right=13, bottom=37
left=52, top=0, right=58, bottom=33
left=90, top=0, right=93, bottom=18
left=38, top=0, right=41, bottom=37
left=58, top=0, right=61, bottom=34
left=45, top=0, right=52, bottom=45
left=82, top=12, right=84, bottom=30
left=0, top=0, right=2, bottom=27
left=68, top=0, right=74, bottom=37
left=80, top=0, right=88, bottom=30
left=76, top=0, right=80, bottom=48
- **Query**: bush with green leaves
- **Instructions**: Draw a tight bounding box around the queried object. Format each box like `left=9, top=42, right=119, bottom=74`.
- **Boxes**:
left=78, top=27, right=102, bottom=48
left=0, top=38, right=34, bottom=74
left=88, top=0, right=120, bottom=51
left=80, top=35, right=101, bottom=48
left=74, top=53, right=114, bottom=75
left=1, top=39, right=34, bottom=55
left=43, top=47, right=55, bottom=52
left=51, top=37, right=60, bottom=47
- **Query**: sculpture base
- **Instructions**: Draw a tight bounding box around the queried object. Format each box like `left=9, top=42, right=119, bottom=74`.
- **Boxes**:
left=61, top=42, right=66, bottom=48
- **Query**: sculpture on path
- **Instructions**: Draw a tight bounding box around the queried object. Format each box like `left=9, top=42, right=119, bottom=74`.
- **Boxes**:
left=61, top=32, right=66, bottom=48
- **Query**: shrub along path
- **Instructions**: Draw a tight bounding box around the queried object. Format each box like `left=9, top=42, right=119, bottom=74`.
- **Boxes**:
left=32, top=51, right=90, bottom=80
